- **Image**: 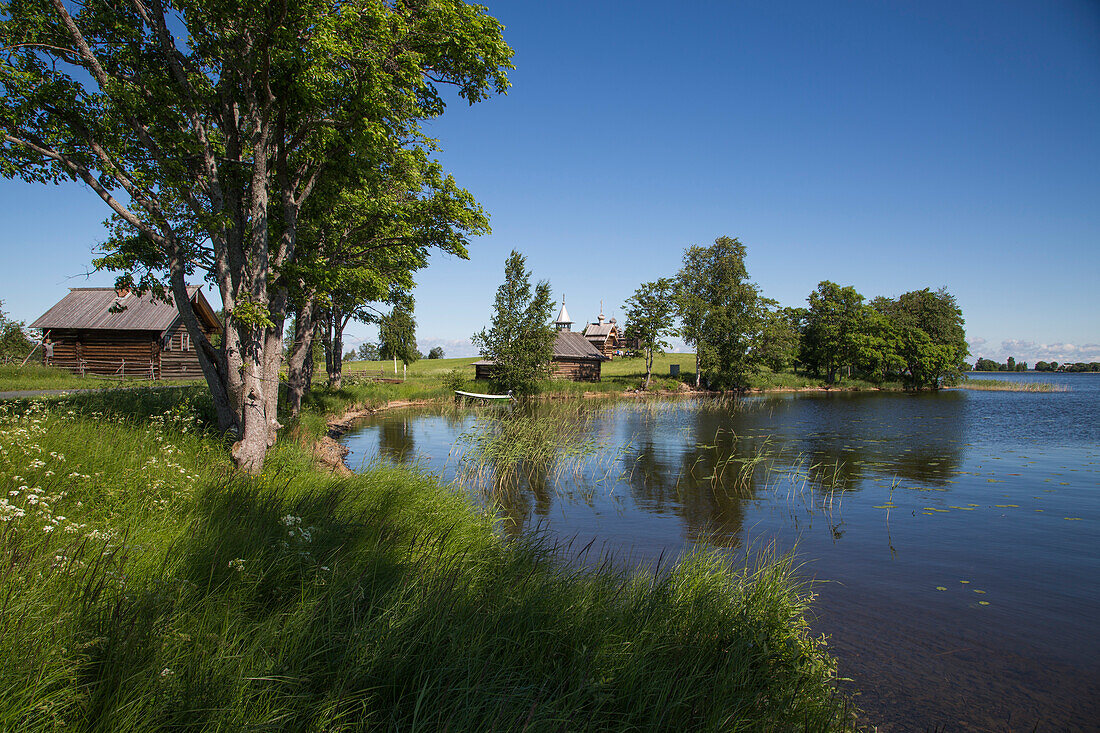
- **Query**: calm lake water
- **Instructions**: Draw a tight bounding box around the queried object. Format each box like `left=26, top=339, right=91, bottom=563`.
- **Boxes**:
left=341, top=372, right=1100, bottom=731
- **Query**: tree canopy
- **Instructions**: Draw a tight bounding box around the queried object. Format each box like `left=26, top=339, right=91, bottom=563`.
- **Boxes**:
left=379, top=297, right=419, bottom=369
left=1, top=0, right=512, bottom=470
left=673, top=237, right=766, bottom=389
left=623, top=278, right=677, bottom=390
left=472, top=250, right=555, bottom=394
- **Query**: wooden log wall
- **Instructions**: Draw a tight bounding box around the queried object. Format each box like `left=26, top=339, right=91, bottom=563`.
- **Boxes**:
left=158, top=324, right=210, bottom=379
left=43, top=330, right=157, bottom=378
left=475, top=360, right=601, bottom=382
left=551, top=358, right=601, bottom=382
left=43, top=326, right=215, bottom=380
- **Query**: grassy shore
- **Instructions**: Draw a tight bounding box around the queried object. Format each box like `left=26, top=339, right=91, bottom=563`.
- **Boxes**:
left=952, top=379, right=1066, bottom=392
left=0, top=384, right=854, bottom=731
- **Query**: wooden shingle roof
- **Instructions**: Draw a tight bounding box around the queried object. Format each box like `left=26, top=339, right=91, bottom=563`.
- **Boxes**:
left=474, top=331, right=607, bottom=366
left=553, top=331, right=606, bottom=361
left=583, top=322, right=616, bottom=339
left=31, top=287, right=220, bottom=333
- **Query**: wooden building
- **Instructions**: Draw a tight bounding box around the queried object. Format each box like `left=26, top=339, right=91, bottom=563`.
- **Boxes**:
left=582, top=311, right=622, bottom=359
left=30, top=287, right=221, bottom=379
left=473, top=299, right=607, bottom=382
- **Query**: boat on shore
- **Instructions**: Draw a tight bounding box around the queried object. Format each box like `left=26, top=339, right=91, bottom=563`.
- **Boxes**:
left=454, top=389, right=515, bottom=402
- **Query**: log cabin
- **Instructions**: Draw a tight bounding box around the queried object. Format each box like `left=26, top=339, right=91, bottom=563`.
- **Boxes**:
left=30, top=286, right=221, bottom=379
left=473, top=298, right=607, bottom=382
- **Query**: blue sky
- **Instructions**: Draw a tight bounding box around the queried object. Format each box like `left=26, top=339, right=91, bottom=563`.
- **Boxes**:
left=2, top=0, right=1098, bottom=364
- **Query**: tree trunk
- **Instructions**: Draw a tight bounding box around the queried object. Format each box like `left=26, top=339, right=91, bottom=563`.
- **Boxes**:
left=695, top=351, right=701, bottom=389
left=286, top=297, right=317, bottom=418
left=644, top=348, right=653, bottom=389
left=327, top=306, right=345, bottom=389
left=166, top=266, right=237, bottom=434
left=330, top=334, right=344, bottom=390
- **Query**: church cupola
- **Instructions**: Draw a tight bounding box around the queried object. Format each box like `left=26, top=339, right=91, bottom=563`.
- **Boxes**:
left=555, top=295, right=573, bottom=331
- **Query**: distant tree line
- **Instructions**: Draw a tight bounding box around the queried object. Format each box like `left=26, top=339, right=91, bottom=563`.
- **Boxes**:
left=622, top=236, right=968, bottom=390
left=339, top=342, right=443, bottom=364
left=971, top=358, right=1100, bottom=373
left=1037, top=361, right=1100, bottom=373
left=973, top=357, right=1028, bottom=372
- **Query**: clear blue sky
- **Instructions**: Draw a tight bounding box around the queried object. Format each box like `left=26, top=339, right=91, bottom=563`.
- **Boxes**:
left=2, top=0, right=1098, bottom=364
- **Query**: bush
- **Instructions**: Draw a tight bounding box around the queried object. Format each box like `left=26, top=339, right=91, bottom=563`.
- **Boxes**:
left=444, top=367, right=467, bottom=392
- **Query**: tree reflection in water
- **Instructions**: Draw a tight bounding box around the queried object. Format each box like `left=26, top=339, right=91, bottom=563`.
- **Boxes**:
left=357, top=391, right=968, bottom=550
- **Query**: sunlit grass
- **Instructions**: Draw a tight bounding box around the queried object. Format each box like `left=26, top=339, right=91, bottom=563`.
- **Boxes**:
left=0, top=363, right=202, bottom=392
left=0, top=388, right=855, bottom=731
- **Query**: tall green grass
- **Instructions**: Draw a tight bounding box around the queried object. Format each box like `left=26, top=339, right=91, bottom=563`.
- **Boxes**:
left=0, top=390, right=854, bottom=731
left=954, top=379, right=1066, bottom=392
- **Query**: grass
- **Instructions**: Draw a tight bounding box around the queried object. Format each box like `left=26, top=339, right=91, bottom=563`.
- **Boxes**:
left=344, top=354, right=909, bottom=396
left=0, top=385, right=854, bottom=731
left=953, top=379, right=1066, bottom=392
left=0, top=363, right=202, bottom=392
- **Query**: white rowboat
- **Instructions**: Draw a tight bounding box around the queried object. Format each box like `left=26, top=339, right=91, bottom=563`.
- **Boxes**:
left=454, top=390, right=515, bottom=401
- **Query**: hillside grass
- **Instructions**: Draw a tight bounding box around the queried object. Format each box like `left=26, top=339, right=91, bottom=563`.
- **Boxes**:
left=0, top=363, right=202, bottom=392
left=346, top=354, right=852, bottom=396
left=0, top=385, right=853, bottom=731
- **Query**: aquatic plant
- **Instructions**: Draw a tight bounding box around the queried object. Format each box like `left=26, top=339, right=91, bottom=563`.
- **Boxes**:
left=953, top=379, right=1066, bottom=392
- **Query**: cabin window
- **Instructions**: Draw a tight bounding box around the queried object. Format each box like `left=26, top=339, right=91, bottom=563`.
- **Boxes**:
left=182, top=332, right=191, bottom=351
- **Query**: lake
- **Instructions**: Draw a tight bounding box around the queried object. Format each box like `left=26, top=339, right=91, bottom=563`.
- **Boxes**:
left=341, top=372, right=1100, bottom=731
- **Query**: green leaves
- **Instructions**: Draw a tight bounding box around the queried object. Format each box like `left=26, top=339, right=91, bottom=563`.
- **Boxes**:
left=472, top=250, right=555, bottom=394
left=798, top=283, right=967, bottom=388
left=623, top=278, right=677, bottom=388
left=673, top=236, right=763, bottom=389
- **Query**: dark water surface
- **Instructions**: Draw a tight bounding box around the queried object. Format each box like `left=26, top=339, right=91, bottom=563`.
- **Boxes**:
left=341, top=373, right=1100, bottom=731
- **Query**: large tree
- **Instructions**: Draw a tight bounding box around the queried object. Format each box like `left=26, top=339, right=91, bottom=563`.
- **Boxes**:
left=799, top=281, right=872, bottom=384
left=673, top=236, right=762, bottom=389
left=472, top=250, right=555, bottom=394
left=756, top=302, right=801, bottom=374
left=284, top=145, right=487, bottom=406
left=623, top=278, right=677, bottom=390
left=674, top=245, right=714, bottom=388
left=873, top=287, right=967, bottom=388
left=1, top=0, right=511, bottom=471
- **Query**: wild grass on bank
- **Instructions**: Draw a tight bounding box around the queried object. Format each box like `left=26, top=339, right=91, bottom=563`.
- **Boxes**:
left=0, top=392, right=853, bottom=731
left=953, top=379, right=1066, bottom=392
left=452, top=400, right=622, bottom=494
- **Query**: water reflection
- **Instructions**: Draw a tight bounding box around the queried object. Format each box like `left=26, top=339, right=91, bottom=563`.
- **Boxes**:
left=377, top=416, right=415, bottom=462
left=342, top=387, right=1100, bottom=730
left=354, top=394, right=970, bottom=545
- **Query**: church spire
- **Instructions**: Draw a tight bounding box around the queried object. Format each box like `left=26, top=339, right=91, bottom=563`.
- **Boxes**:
left=555, top=295, right=573, bottom=331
